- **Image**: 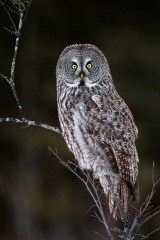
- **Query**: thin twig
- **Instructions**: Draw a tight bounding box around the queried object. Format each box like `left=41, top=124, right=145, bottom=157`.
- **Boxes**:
left=23, top=0, right=32, bottom=22
left=9, top=2, right=25, bottom=117
left=3, top=3, right=17, bottom=32
left=140, top=227, right=160, bottom=240
left=0, top=1, right=31, bottom=119
left=0, top=0, right=8, bottom=7
left=132, top=165, right=160, bottom=238
left=91, top=231, right=108, bottom=240
left=49, top=149, right=115, bottom=240
left=0, top=117, right=61, bottom=134
left=51, top=146, right=160, bottom=240
left=0, top=1, right=62, bottom=135
left=88, top=175, right=115, bottom=239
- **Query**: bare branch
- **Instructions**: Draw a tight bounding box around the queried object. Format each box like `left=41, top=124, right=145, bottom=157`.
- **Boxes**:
left=91, top=231, right=108, bottom=240
left=0, top=117, right=62, bottom=134
left=8, top=2, right=25, bottom=117
left=0, top=0, right=62, bottom=135
left=140, top=228, right=160, bottom=240
left=0, top=0, right=8, bottom=7
left=49, top=148, right=115, bottom=240
left=52, top=148, right=160, bottom=240
left=3, top=3, right=17, bottom=32
left=1, top=1, right=160, bottom=240
left=131, top=165, right=160, bottom=238
left=0, top=0, right=33, bottom=119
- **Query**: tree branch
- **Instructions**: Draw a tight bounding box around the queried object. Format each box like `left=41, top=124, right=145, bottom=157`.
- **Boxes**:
left=0, top=0, right=61, bottom=134
left=0, top=117, right=62, bottom=134
left=1, top=1, right=160, bottom=240
left=51, top=148, right=160, bottom=240
left=0, top=1, right=27, bottom=118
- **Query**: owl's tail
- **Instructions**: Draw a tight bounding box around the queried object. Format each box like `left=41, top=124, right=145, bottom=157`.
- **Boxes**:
left=99, top=176, right=128, bottom=220
left=108, top=179, right=129, bottom=220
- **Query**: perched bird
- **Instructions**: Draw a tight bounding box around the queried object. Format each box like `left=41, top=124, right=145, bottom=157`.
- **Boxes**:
left=56, top=44, right=139, bottom=218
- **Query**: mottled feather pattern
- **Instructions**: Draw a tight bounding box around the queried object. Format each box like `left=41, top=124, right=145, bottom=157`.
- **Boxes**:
left=56, top=44, right=140, bottom=218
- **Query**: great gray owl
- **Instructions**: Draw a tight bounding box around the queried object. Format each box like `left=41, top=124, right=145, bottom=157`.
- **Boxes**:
left=56, top=44, right=139, bottom=218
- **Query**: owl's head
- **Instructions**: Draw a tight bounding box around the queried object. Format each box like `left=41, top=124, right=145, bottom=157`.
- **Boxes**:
left=56, top=44, right=112, bottom=88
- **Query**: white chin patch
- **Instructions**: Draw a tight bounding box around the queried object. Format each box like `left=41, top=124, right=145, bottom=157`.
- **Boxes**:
left=85, top=81, right=97, bottom=87
left=65, top=82, right=79, bottom=87
left=65, top=78, right=98, bottom=88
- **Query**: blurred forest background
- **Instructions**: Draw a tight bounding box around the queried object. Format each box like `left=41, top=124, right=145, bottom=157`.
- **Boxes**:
left=0, top=0, right=160, bottom=239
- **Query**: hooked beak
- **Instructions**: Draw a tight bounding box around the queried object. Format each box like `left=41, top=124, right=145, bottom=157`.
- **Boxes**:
left=80, top=73, right=85, bottom=80
left=79, top=73, right=85, bottom=86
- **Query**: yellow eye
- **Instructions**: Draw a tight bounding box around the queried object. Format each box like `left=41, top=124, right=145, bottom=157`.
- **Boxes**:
left=86, top=62, right=92, bottom=69
left=71, top=63, right=77, bottom=69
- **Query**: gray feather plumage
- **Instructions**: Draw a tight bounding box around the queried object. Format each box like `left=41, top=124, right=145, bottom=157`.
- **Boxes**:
left=56, top=44, right=140, bottom=218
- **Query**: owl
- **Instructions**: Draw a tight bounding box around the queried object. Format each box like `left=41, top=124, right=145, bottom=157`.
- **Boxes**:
left=56, top=44, right=140, bottom=218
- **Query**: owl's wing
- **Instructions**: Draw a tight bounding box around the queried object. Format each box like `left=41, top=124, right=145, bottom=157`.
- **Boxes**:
left=87, top=93, right=138, bottom=186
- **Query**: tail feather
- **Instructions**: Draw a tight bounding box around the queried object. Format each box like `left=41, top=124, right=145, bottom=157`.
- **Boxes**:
left=108, top=193, right=117, bottom=219
left=126, top=180, right=140, bottom=202
left=99, top=176, right=139, bottom=220
left=120, top=180, right=128, bottom=213
left=108, top=179, right=128, bottom=219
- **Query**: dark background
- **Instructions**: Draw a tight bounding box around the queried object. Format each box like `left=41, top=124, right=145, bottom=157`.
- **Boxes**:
left=0, top=0, right=160, bottom=239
